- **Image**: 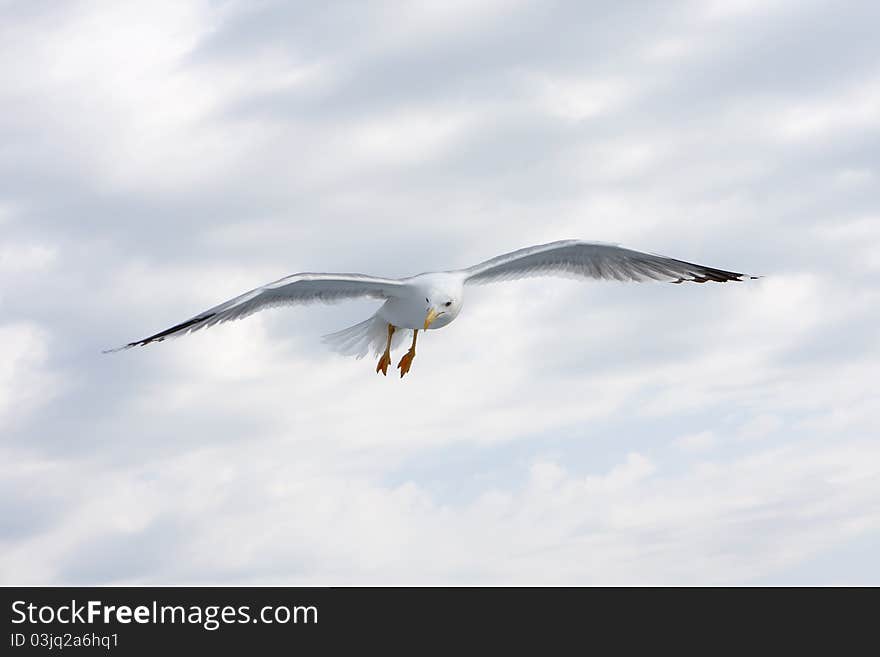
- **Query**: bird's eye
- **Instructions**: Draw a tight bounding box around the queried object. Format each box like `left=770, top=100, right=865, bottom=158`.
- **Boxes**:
left=444, top=301, right=452, bottom=307
left=426, top=297, right=429, bottom=304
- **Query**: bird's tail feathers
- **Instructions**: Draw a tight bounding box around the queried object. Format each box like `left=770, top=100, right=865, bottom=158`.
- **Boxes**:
left=322, top=314, right=411, bottom=359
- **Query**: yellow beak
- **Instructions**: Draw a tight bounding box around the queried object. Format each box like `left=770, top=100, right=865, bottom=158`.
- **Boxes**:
left=424, top=308, right=441, bottom=329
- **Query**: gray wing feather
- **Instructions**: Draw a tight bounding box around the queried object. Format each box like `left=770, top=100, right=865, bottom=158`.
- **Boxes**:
left=461, top=240, right=756, bottom=285
left=107, top=273, right=405, bottom=351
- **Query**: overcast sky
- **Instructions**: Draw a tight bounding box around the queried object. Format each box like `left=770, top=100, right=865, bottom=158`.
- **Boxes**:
left=1, top=0, right=879, bottom=585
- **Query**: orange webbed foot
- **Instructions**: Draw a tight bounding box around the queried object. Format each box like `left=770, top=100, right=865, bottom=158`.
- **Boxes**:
left=376, top=350, right=392, bottom=376
left=397, top=349, right=416, bottom=378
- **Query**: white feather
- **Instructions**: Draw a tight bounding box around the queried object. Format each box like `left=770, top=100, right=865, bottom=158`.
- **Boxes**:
left=322, top=314, right=412, bottom=359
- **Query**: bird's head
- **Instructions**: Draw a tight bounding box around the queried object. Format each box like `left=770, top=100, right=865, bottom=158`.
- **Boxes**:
left=423, top=292, right=461, bottom=329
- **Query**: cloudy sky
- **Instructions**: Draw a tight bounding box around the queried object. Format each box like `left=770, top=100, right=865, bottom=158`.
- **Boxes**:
left=2, top=0, right=879, bottom=585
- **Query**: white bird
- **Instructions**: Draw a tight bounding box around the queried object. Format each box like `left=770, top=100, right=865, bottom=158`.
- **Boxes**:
left=107, top=240, right=757, bottom=377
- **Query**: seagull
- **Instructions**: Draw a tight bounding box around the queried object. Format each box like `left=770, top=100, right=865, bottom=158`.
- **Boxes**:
left=106, top=240, right=758, bottom=377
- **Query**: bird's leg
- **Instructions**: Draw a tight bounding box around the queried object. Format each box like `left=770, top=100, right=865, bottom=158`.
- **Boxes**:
left=397, top=329, right=418, bottom=378
left=376, top=324, right=395, bottom=375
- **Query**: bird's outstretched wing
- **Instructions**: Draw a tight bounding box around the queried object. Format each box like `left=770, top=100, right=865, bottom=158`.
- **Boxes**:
left=106, top=273, right=406, bottom=351
left=461, top=240, right=757, bottom=286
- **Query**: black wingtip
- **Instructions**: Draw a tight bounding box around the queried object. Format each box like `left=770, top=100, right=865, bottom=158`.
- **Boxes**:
left=668, top=259, right=762, bottom=284
left=101, top=339, right=154, bottom=354
left=103, top=313, right=216, bottom=354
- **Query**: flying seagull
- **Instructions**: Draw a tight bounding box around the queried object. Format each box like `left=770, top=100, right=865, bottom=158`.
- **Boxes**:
left=106, top=240, right=757, bottom=377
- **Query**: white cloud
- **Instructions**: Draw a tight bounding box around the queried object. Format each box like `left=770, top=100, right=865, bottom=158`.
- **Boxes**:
left=0, top=323, right=62, bottom=430
left=0, top=1, right=329, bottom=193
left=346, top=107, right=477, bottom=167
left=774, top=79, right=880, bottom=142
left=674, top=431, right=717, bottom=452
left=7, top=437, right=879, bottom=585
left=523, top=72, right=637, bottom=122
left=737, top=414, right=783, bottom=441
left=699, top=0, right=793, bottom=22
left=0, top=243, right=57, bottom=274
